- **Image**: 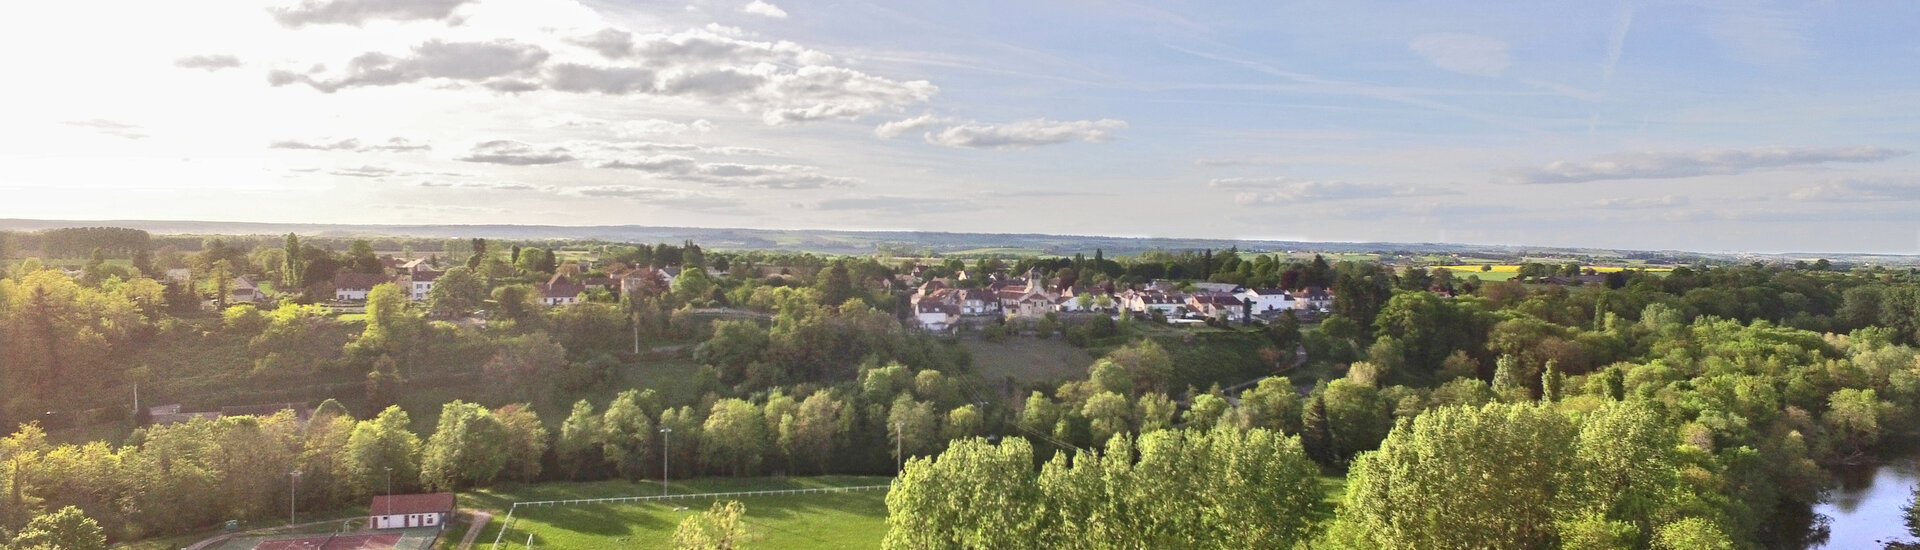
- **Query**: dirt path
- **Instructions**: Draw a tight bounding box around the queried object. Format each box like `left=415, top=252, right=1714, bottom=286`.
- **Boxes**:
left=455, top=510, right=491, bottom=550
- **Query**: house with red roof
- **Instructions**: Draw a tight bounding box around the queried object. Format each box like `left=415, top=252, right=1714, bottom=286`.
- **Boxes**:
left=369, top=492, right=456, bottom=530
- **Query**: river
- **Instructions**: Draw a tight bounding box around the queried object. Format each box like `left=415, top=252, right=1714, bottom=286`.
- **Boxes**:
left=1803, top=455, right=1920, bottom=549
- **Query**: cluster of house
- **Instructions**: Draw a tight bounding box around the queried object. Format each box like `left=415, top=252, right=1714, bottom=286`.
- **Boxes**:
left=908, top=268, right=1335, bottom=331
left=326, top=257, right=685, bottom=308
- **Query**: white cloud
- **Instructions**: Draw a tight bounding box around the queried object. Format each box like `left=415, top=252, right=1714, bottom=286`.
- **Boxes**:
left=593, top=155, right=857, bottom=189
left=455, top=140, right=577, bottom=165
left=63, top=119, right=145, bottom=139
left=560, top=185, right=748, bottom=212
left=923, top=118, right=1127, bottom=150
left=271, top=40, right=550, bottom=92
left=1594, top=195, right=1689, bottom=209
left=873, top=114, right=949, bottom=139
left=1788, top=178, right=1920, bottom=202
left=1499, top=146, right=1910, bottom=184
left=1219, top=178, right=1459, bottom=204
left=174, top=55, right=243, bottom=71
left=270, top=137, right=430, bottom=153
left=280, top=29, right=931, bottom=125
left=1409, top=33, right=1510, bottom=76
left=741, top=0, right=788, bottom=18
left=269, top=0, right=477, bottom=27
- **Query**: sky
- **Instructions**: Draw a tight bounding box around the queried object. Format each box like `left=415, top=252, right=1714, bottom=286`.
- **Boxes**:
left=3, top=0, right=1919, bottom=254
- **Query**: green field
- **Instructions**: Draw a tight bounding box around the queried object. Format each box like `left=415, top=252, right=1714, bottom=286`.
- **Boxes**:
left=961, top=337, right=1094, bottom=386
left=471, top=476, right=891, bottom=550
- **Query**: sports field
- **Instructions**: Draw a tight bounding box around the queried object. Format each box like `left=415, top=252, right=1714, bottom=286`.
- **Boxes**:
left=473, top=476, right=891, bottom=550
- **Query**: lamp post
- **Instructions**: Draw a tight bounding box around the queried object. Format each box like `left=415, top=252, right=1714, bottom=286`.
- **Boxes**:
left=289, top=471, right=302, bottom=525
left=893, top=422, right=903, bottom=476
left=660, top=427, right=673, bottom=496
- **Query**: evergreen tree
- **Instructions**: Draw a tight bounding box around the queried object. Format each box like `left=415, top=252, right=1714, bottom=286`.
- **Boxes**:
left=1301, top=393, right=1335, bottom=465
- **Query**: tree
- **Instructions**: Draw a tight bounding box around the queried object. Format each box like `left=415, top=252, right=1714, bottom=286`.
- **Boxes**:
left=467, top=238, right=487, bottom=270
left=10, top=506, right=107, bottom=550
left=282, top=233, right=303, bottom=290
left=556, top=400, right=602, bottom=480
left=1905, top=482, right=1920, bottom=540
left=1653, top=518, right=1733, bottom=550
left=481, top=332, right=568, bottom=402
left=343, top=406, right=422, bottom=497
left=346, top=240, right=382, bottom=274
left=1331, top=403, right=1578, bottom=549
left=602, top=390, right=657, bottom=482
left=1103, top=340, right=1173, bottom=394
left=674, top=500, right=750, bottom=550
left=419, top=401, right=508, bottom=491
left=495, top=404, right=548, bottom=483
left=427, top=266, right=485, bottom=317
left=1825, top=388, right=1885, bottom=456
left=1082, top=392, right=1133, bottom=444
left=491, top=284, right=540, bottom=324
left=701, top=399, right=768, bottom=477
left=791, top=391, right=847, bottom=474
left=696, top=320, right=770, bottom=384
left=1088, top=360, right=1133, bottom=396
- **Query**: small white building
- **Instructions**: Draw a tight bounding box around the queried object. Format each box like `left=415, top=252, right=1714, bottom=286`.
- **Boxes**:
left=1239, top=288, right=1295, bottom=314
left=370, top=493, right=456, bottom=530
left=407, top=270, right=442, bottom=301
left=333, top=272, right=390, bottom=302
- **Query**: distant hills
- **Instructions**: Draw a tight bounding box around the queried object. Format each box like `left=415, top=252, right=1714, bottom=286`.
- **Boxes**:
left=1, top=218, right=1913, bottom=265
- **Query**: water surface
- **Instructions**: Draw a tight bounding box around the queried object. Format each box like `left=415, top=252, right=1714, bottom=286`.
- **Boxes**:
left=1809, top=456, right=1918, bottom=549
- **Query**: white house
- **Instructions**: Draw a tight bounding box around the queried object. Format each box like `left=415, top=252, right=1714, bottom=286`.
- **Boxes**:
left=369, top=493, right=455, bottom=530
left=539, top=274, right=585, bottom=306
left=1240, top=288, right=1295, bottom=314
left=407, top=270, right=442, bottom=301
left=915, top=303, right=957, bottom=332
left=333, top=272, right=391, bottom=302
left=1291, top=286, right=1334, bottom=311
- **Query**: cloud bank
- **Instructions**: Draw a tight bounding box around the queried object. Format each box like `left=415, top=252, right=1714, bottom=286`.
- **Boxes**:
left=1499, top=146, right=1909, bottom=184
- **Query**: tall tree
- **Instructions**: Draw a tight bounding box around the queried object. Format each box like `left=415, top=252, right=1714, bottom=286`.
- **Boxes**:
left=601, top=390, right=657, bottom=482
left=342, top=406, right=422, bottom=497
left=494, top=404, right=548, bottom=483
left=420, top=401, right=508, bottom=491
left=466, top=238, right=487, bottom=270
left=556, top=400, right=602, bottom=481
left=426, top=266, right=485, bottom=317
left=282, top=233, right=303, bottom=290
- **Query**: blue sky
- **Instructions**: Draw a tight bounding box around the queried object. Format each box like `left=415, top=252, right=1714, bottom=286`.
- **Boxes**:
left=3, top=0, right=1918, bottom=253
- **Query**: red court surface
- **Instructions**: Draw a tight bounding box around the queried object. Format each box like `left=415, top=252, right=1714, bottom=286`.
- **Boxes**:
left=250, top=533, right=402, bottom=550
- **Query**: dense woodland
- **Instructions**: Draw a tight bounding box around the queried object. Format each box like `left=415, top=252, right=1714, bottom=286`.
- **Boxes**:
left=2, top=227, right=1920, bottom=548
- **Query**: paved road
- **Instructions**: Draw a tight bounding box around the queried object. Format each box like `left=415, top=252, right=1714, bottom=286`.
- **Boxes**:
left=455, top=510, right=492, bottom=550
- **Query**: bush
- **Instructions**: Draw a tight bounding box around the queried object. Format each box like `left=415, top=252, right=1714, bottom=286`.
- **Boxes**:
left=983, top=323, right=1008, bottom=342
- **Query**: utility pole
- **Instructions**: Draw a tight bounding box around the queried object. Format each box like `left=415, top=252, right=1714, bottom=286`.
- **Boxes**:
left=660, top=427, right=673, bottom=496
left=289, top=471, right=302, bottom=525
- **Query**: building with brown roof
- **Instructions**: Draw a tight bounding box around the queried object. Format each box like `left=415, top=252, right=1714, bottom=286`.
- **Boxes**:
left=369, top=493, right=456, bottom=530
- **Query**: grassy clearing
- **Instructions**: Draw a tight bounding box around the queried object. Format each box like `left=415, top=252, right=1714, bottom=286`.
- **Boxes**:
left=961, top=337, right=1094, bottom=386
left=470, top=476, right=890, bottom=550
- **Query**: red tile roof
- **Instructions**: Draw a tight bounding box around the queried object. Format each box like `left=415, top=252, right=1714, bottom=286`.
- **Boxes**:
left=370, top=493, right=456, bottom=516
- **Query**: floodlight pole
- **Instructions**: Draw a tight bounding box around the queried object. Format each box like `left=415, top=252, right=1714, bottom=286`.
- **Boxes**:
left=660, top=427, right=673, bottom=496
left=289, top=471, right=302, bottom=525
left=894, top=422, right=903, bottom=476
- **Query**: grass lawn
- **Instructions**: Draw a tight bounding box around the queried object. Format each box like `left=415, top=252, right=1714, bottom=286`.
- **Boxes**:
left=961, top=337, right=1094, bottom=386
left=469, top=476, right=890, bottom=550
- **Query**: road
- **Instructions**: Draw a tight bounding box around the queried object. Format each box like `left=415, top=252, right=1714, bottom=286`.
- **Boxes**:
left=456, top=510, right=492, bottom=550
